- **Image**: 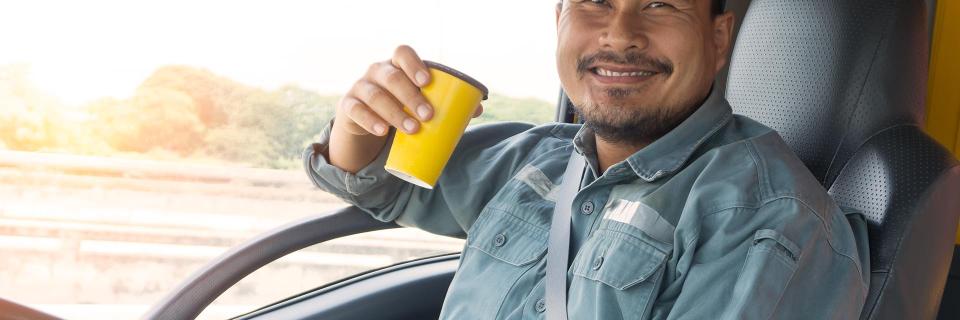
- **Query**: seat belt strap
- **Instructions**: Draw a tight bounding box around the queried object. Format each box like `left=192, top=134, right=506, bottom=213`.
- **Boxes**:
left=545, top=149, right=586, bottom=320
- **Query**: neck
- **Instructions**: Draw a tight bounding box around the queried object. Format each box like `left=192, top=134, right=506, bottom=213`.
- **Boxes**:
left=593, top=136, right=650, bottom=174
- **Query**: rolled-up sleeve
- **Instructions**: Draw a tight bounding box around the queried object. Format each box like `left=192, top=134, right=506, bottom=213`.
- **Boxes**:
left=303, top=117, right=405, bottom=207
left=303, top=117, right=546, bottom=238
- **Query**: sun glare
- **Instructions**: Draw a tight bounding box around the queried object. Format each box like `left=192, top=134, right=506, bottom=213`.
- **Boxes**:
left=0, top=1, right=558, bottom=318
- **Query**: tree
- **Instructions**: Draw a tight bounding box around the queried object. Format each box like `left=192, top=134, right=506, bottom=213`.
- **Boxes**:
left=88, top=87, right=205, bottom=155
left=138, top=65, right=253, bottom=128
left=4, top=63, right=558, bottom=169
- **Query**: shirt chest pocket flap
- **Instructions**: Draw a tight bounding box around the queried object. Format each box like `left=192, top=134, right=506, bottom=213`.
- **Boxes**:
left=467, top=208, right=548, bottom=267
left=572, top=231, right=670, bottom=290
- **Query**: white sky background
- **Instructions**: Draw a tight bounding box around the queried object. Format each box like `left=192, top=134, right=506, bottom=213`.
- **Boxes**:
left=0, top=0, right=562, bottom=106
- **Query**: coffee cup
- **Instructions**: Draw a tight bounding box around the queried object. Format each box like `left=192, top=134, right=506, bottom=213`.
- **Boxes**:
left=384, top=61, right=488, bottom=189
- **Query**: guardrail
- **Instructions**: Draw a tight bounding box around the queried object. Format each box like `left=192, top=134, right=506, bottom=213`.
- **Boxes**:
left=0, top=150, right=463, bottom=310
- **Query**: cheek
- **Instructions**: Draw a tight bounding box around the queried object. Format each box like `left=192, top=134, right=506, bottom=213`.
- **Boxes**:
left=556, top=40, right=576, bottom=94
left=556, top=13, right=601, bottom=66
left=556, top=23, right=585, bottom=65
left=556, top=23, right=593, bottom=98
left=654, top=29, right=712, bottom=87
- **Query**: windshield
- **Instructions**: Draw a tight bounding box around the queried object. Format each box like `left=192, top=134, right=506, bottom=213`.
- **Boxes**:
left=0, top=1, right=557, bottom=318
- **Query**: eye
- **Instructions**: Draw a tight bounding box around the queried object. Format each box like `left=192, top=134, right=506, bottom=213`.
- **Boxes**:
left=574, top=0, right=611, bottom=9
left=647, top=1, right=672, bottom=9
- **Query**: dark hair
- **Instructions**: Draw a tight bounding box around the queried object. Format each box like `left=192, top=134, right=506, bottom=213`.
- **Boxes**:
left=557, top=1, right=727, bottom=16
left=713, top=0, right=726, bottom=16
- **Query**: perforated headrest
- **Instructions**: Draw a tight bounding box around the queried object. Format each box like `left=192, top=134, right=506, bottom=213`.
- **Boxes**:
left=726, top=0, right=927, bottom=188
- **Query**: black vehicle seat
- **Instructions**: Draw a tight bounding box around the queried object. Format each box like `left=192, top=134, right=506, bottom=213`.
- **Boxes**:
left=725, top=0, right=960, bottom=319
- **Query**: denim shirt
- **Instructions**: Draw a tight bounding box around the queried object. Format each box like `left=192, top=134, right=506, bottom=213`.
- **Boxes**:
left=303, top=88, right=870, bottom=319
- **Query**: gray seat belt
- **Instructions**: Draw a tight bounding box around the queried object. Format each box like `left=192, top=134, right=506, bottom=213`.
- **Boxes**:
left=545, top=149, right=586, bottom=320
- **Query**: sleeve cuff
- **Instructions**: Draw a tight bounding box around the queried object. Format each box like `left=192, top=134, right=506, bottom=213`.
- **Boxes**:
left=302, top=117, right=400, bottom=203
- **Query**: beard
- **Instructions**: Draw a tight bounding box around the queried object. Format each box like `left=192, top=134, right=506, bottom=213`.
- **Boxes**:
left=569, top=50, right=701, bottom=147
left=571, top=92, right=703, bottom=147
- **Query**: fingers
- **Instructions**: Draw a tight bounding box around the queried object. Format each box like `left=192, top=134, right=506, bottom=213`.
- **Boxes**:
left=473, top=104, right=484, bottom=118
left=369, top=61, right=434, bottom=122
left=350, top=80, right=421, bottom=135
left=338, top=96, right=387, bottom=136
left=342, top=91, right=483, bottom=137
left=391, top=45, right=431, bottom=87
left=344, top=45, right=494, bottom=137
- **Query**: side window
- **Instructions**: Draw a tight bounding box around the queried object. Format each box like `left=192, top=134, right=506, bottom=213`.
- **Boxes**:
left=0, top=1, right=556, bottom=319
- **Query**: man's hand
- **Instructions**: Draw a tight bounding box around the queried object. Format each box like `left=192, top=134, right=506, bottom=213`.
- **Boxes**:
left=337, top=45, right=484, bottom=137
left=327, top=45, right=484, bottom=174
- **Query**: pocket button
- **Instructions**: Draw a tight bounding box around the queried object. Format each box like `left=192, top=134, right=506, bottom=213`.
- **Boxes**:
left=592, top=256, right=604, bottom=270
left=535, top=298, right=546, bottom=313
left=494, top=233, right=507, bottom=247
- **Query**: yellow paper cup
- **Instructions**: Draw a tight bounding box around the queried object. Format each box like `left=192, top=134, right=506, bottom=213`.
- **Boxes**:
left=384, top=61, right=488, bottom=189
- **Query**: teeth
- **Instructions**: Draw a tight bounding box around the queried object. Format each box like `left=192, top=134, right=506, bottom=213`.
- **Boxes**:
left=595, top=68, right=654, bottom=77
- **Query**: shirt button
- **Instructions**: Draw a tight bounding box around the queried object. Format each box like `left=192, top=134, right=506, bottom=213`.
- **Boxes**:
left=592, top=256, right=604, bottom=270
left=493, top=233, right=507, bottom=247
left=535, top=298, right=546, bottom=313
left=580, top=200, right=595, bottom=215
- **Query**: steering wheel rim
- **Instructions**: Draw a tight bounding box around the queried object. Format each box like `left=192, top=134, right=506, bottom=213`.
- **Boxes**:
left=142, top=206, right=397, bottom=320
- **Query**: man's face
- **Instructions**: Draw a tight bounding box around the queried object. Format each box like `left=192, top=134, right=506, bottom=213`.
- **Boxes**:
left=556, top=0, right=733, bottom=146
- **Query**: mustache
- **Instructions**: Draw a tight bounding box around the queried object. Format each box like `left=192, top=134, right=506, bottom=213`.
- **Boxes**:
left=576, top=51, right=674, bottom=76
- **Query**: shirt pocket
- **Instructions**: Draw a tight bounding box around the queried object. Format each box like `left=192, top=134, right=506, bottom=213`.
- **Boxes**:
left=569, top=228, right=671, bottom=319
left=725, top=228, right=801, bottom=320
left=440, top=207, right=549, bottom=319
left=467, top=207, right=549, bottom=266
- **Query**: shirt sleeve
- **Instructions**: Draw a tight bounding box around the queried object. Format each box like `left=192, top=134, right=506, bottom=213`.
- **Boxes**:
left=662, top=198, right=869, bottom=320
left=302, top=117, right=546, bottom=238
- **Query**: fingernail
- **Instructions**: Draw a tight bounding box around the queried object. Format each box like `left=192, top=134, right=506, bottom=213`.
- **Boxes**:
left=416, top=71, right=430, bottom=86
left=417, top=104, right=432, bottom=120
left=373, top=123, right=387, bottom=135
left=403, top=118, right=417, bottom=133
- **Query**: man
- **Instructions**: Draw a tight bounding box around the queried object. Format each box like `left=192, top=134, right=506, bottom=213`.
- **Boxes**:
left=304, top=0, right=869, bottom=318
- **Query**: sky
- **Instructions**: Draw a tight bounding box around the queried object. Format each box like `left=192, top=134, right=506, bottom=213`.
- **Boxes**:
left=0, top=0, right=562, bottom=106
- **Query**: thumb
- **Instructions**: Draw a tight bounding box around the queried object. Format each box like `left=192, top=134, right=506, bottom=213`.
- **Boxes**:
left=472, top=104, right=484, bottom=118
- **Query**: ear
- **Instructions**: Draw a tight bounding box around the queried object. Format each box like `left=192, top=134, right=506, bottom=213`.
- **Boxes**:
left=712, top=11, right=736, bottom=73
left=556, top=1, right=563, bottom=27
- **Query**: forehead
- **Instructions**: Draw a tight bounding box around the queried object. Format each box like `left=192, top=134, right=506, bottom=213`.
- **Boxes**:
left=560, top=0, right=715, bottom=14
left=566, top=0, right=706, bottom=5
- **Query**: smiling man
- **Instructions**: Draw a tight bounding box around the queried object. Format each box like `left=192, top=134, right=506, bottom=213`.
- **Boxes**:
left=304, top=0, right=869, bottom=319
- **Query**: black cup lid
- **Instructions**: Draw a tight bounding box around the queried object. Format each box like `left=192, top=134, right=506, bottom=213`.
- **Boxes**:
left=423, top=60, right=489, bottom=100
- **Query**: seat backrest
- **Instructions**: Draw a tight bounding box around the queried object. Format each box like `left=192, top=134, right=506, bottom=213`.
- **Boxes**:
left=726, top=0, right=960, bottom=318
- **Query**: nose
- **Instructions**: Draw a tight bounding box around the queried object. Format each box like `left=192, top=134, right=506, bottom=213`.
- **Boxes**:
left=599, top=10, right=648, bottom=52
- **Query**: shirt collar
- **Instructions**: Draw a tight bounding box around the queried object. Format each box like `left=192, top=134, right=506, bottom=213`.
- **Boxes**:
left=572, top=86, right=733, bottom=182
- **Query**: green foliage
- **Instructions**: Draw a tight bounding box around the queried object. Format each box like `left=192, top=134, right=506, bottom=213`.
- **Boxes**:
left=90, top=87, right=206, bottom=155
left=86, top=66, right=339, bottom=168
left=0, top=64, right=557, bottom=170
left=472, top=94, right=555, bottom=126
left=232, top=85, right=338, bottom=160
left=138, top=65, right=252, bottom=127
